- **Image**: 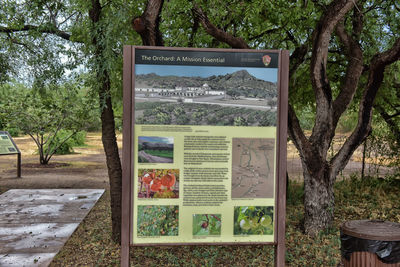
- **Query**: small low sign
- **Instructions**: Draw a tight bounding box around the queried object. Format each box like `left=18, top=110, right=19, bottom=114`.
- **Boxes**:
left=0, top=131, right=19, bottom=155
left=0, top=131, right=21, bottom=178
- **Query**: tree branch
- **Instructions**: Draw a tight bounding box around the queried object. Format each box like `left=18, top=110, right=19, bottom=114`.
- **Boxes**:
left=5, top=33, right=36, bottom=54
left=132, top=0, right=164, bottom=46
left=192, top=4, right=250, bottom=49
left=289, top=44, right=308, bottom=78
left=309, top=0, right=358, bottom=156
left=332, top=16, right=363, bottom=124
left=331, top=37, right=400, bottom=177
left=0, top=25, right=73, bottom=41
left=249, top=26, right=284, bottom=41
left=288, top=104, right=311, bottom=158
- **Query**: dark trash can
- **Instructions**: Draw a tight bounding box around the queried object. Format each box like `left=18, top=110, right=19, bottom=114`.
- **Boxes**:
left=340, top=220, right=400, bottom=267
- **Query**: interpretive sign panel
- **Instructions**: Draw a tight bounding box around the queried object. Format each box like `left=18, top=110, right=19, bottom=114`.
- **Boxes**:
left=0, top=131, right=19, bottom=155
left=122, top=46, right=288, bottom=261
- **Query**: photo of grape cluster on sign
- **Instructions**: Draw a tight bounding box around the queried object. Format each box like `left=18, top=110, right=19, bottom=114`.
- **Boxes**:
left=234, top=206, right=273, bottom=235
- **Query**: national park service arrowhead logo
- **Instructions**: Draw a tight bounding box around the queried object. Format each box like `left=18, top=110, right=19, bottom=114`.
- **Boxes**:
left=262, top=55, right=271, bottom=67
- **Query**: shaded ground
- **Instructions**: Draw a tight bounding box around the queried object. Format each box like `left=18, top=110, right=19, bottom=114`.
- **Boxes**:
left=0, top=133, right=117, bottom=192
left=286, top=135, right=395, bottom=181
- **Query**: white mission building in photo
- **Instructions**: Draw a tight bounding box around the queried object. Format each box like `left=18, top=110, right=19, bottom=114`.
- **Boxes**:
left=135, top=83, right=225, bottom=98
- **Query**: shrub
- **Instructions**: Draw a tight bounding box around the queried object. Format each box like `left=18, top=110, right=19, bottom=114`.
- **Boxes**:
left=43, top=130, right=87, bottom=155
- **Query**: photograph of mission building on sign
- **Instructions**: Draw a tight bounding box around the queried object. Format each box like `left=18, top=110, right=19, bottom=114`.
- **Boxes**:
left=134, top=65, right=278, bottom=127
left=136, top=83, right=225, bottom=100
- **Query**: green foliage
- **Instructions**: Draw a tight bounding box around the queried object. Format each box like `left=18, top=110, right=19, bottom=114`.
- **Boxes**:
left=42, top=130, right=87, bottom=155
left=143, top=150, right=173, bottom=159
left=137, top=205, right=179, bottom=236
left=233, top=116, right=248, bottom=126
left=364, top=122, right=400, bottom=174
left=135, top=102, right=277, bottom=126
left=0, top=81, right=96, bottom=164
left=296, top=105, right=315, bottom=131
left=4, top=127, right=20, bottom=137
left=192, top=214, right=221, bottom=236
left=286, top=180, right=304, bottom=206
left=234, top=206, right=273, bottom=235
left=337, top=111, right=358, bottom=133
left=137, top=157, right=149, bottom=163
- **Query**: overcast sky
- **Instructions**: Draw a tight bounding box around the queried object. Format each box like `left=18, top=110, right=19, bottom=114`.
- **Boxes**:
left=138, top=136, right=174, bottom=144
left=135, top=64, right=278, bottom=83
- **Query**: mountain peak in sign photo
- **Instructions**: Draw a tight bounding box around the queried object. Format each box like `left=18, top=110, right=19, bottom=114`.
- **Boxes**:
left=229, top=70, right=254, bottom=80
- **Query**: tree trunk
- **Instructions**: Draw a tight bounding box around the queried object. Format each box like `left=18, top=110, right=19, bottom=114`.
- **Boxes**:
left=302, top=161, right=334, bottom=235
left=99, top=77, right=122, bottom=243
left=89, top=0, right=122, bottom=243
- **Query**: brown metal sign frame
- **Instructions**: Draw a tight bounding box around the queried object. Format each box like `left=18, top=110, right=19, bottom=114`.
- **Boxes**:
left=0, top=131, right=21, bottom=177
left=121, top=46, right=288, bottom=266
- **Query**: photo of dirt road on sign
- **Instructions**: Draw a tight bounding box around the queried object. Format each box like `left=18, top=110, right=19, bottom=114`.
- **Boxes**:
left=138, top=136, right=174, bottom=163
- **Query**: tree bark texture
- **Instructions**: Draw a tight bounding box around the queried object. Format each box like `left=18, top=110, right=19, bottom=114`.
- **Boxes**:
left=132, top=0, right=164, bottom=46
left=303, top=162, right=334, bottom=233
left=89, top=0, right=122, bottom=243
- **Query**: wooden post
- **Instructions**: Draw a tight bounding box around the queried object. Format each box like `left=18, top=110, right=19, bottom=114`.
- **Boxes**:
left=274, top=50, right=289, bottom=267
left=17, top=153, right=21, bottom=178
left=121, top=45, right=134, bottom=267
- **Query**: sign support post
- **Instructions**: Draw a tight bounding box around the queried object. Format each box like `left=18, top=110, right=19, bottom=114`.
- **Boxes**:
left=122, top=46, right=289, bottom=266
left=17, top=152, right=21, bottom=178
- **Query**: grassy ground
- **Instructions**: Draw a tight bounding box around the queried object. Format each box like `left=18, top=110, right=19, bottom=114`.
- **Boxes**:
left=143, top=149, right=174, bottom=159
left=50, top=175, right=400, bottom=266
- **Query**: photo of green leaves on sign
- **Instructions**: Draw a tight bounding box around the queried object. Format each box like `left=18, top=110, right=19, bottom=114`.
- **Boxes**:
left=192, top=214, right=221, bottom=236
left=137, top=205, right=179, bottom=236
left=234, top=206, right=273, bottom=235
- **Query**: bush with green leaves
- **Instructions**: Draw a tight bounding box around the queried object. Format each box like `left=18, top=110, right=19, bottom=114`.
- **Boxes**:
left=42, top=130, right=87, bottom=155
left=0, top=82, right=97, bottom=164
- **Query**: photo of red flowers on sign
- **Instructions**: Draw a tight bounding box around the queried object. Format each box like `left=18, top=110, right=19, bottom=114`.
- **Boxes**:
left=138, top=169, right=179, bottom=198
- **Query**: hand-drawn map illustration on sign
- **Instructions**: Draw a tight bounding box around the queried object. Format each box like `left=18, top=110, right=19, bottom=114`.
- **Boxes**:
left=231, top=138, right=275, bottom=198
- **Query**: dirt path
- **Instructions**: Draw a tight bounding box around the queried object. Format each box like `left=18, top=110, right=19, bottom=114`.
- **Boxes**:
left=138, top=150, right=173, bottom=163
left=0, top=133, right=117, bottom=192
